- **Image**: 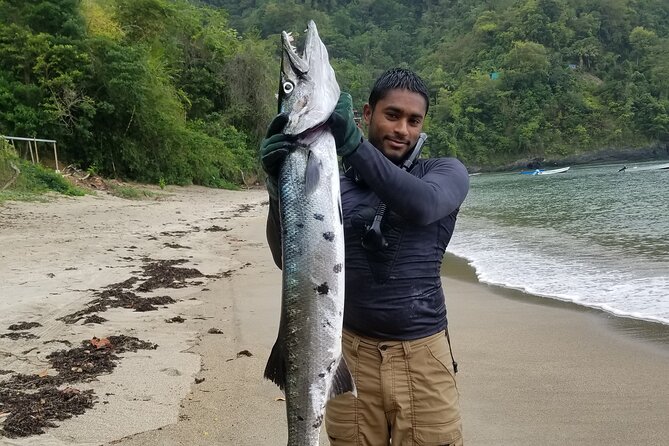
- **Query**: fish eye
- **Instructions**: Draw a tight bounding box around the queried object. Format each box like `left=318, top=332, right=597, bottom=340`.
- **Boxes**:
left=283, top=81, right=294, bottom=94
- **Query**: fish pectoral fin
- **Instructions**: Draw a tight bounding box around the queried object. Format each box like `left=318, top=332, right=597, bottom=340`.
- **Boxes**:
left=264, top=338, right=287, bottom=391
left=304, top=151, right=322, bottom=195
left=328, top=356, right=356, bottom=399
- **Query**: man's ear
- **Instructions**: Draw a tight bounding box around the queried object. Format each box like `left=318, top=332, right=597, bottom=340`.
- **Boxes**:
left=362, top=103, right=372, bottom=126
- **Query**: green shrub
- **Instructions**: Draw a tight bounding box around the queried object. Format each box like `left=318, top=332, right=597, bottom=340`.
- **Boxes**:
left=1, top=140, right=86, bottom=201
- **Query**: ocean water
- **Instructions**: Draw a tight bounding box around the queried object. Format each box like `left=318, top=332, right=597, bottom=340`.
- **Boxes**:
left=447, top=161, right=669, bottom=325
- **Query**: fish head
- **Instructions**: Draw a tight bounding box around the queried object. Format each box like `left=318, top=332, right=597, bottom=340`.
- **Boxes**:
left=279, top=21, right=340, bottom=136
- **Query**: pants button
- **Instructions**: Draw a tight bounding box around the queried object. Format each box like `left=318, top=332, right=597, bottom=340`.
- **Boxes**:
left=379, top=345, right=388, bottom=351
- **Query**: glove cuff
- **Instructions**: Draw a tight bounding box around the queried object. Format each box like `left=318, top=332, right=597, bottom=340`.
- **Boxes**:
left=339, top=134, right=363, bottom=158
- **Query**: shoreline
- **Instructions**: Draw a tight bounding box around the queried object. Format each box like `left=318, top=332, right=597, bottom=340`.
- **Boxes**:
left=441, top=254, right=669, bottom=445
left=443, top=252, right=669, bottom=347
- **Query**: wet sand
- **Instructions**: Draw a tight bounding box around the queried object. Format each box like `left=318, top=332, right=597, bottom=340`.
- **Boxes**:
left=442, top=254, right=669, bottom=445
left=2, top=188, right=669, bottom=445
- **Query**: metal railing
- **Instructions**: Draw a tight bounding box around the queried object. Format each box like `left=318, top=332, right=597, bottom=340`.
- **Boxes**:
left=0, top=135, right=60, bottom=172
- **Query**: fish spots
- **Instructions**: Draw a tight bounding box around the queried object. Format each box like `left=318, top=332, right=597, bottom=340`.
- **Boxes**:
left=296, top=223, right=304, bottom=229
left=333, top=263, right=342, bottom=273
left=323, top=232, right=335, bottom=242
left=313, top=213, right=325, bottom=221
left=313, top=414, right=323, bottom=429
left=297, top=415, right=304, bottom=421
left=318, top=372, right=325, bottom=378
left=327, top=360, right=336, bottom=373
left=321, top=320, right=333, bottom=328
left=315, top=282, right=329, bottom=295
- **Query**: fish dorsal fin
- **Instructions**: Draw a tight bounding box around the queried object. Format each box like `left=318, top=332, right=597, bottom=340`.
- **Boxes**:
left=305, top=151, right=321, bottom=195
left=328, top=357, right=356, bottom=399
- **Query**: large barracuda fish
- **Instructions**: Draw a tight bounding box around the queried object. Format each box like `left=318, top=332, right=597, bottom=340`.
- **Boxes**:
left=264, top=21, right=354, bottom=446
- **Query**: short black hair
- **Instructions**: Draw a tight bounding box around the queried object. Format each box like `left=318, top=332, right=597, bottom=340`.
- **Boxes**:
left=368, top=68, right=430, bottom=115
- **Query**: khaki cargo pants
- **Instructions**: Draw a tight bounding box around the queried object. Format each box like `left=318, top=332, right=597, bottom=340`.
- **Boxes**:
left=325, top=329, right=463, bottom=446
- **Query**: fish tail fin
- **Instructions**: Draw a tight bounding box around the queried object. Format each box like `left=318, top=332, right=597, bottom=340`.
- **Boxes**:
left=329, top=356, right=356, bottom=399
left=264, top=338, right=287, bottom=391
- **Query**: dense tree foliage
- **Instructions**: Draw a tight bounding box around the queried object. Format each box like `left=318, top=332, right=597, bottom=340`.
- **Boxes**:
left=2, top=0, right=669, bottom=182
left=207, top=0, right=669, bottom=165
left=0, top=0, right=275, bottom=185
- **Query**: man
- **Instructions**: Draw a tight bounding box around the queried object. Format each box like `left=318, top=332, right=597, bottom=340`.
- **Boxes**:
left=261, top=68, right=469, bottom=445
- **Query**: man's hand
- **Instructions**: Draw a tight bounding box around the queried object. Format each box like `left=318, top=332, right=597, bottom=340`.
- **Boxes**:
left=328, top=92, right=363, bottom=158
left=261, top=113, right=294, bottom=177
left=260, top=113, right=296, bottom=199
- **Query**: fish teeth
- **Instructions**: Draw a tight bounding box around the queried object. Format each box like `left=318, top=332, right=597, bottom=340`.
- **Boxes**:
left=286, top=32, right=297, bottom=53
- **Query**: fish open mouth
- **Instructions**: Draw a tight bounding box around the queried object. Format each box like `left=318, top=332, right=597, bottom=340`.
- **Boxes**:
left=278, top=21, right=339, bottom=135
left=281, top=21, right=319, bottom=77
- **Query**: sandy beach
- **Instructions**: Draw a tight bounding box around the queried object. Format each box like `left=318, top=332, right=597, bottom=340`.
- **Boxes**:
left=1, top=187, right=669, bottom=446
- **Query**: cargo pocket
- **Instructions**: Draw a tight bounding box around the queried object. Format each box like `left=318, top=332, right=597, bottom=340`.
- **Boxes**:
left=325, top=421, right=357, bottom=445
left=414, top=421, right=463, bottom=446
left=426, top=342, right=458, bottom=388
left=409, top=342, right=461, bottom=441
left=325, top=392, right=358, bottom=445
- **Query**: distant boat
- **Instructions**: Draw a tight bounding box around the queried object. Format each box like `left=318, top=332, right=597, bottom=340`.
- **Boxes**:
left=520, top=166, right=571, bottom=175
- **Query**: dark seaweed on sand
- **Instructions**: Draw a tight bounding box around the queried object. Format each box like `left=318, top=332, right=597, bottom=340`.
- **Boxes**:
left=0, top=335, right=157, bottom=438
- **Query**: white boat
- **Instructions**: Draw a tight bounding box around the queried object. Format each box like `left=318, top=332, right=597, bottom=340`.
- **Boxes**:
left=520, top=166, right=570, bottom=175
left=539, top=166, right=570, bottom=175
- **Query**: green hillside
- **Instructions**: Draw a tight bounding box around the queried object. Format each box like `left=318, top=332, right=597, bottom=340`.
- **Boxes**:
left=2, top=0, right=668, bottom=185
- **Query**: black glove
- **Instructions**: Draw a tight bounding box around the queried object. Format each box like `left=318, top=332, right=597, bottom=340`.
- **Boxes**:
left=328, top=92, right=363, bottom=158
left=260, top=113, right=295, bottom=177
left=260, top=113, right=296, bottom=199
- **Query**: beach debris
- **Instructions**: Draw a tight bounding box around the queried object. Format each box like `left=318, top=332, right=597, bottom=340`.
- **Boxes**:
left=194, top=377, right=205, bottom=384
left=90, top=337, right=112, bottom=349
left=163, top=243, right=191, bottom=249
left=0, top=383, right=96, bottom=438
left=0, top=332, right=38, bottom=341
left=7, top=322, right=42, bottom=331
left=136, top=259, right=205, bottom=292
left=82, top=315, right=107, bottom=325
left=275, top=396, right=286, bottom=402
left=58, top=291, right=175, bottom=324
left=159, top=230, right=191, bottom=237
left=231, top=203, right=254, bottom=217
left=204, top=225, right=230, bottom=232
left=237, top=350, right=253, bottom=358
left=0, top=335, right=157, bottom=438
left=61, top=258, right=206, bottom=324
left=166, top=316, right=186, bottom=323
left=207, top=328, right=223, bottom=334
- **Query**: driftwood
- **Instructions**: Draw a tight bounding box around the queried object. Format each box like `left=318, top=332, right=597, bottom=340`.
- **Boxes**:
left=1, top=162, right=20, bottom=191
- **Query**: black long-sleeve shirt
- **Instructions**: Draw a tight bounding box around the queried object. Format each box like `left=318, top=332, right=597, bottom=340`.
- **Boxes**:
left=267, top=139, right=469, bottom=340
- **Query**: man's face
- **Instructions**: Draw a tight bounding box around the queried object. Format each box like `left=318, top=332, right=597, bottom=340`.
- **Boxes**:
left=363, top=89, right=427, bottom=163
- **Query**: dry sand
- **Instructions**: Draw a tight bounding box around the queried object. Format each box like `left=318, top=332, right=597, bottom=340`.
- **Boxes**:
left=1, top=188, right=669, bottom=446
